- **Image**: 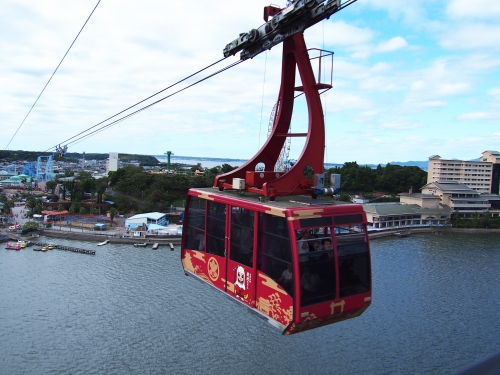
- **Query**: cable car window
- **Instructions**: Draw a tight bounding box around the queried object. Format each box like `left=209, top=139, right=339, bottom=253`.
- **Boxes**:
left=336, top=229, right=370, bottom=297
left=333, top=214, right=363, bottom=225
left=230, top=207, right=254, bottom=267
left=298, top=227, right=336, bottom=307
left=257, top=213, right=292, bottom=294
left=206, top=201, right=226, bottom=257
left=184, top=196, right=206, bottom=251
left=299, top=216, right=332, bottom=228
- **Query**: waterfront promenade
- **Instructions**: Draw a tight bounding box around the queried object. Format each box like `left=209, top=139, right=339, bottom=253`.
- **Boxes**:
left=6, top=204, right=182, bottom=245
left=6, top=204, right=499, bottom=246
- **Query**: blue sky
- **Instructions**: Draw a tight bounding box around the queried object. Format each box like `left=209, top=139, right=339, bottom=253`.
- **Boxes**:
left=1, top=0, right=499, bottom=165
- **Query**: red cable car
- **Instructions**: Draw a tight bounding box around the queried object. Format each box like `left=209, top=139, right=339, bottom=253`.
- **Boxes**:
left=181, top=3, right=371, bottom=334
left=182, top=189, right=371, bottom=335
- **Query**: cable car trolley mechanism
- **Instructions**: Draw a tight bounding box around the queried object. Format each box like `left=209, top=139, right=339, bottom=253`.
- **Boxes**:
left=181, top=0, right=371, bottom=335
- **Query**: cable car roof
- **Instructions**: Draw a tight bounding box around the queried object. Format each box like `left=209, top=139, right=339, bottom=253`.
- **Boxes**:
left=190, top=187, right=365, bottom=220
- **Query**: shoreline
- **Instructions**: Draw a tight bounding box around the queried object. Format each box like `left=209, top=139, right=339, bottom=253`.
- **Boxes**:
left=39, top=229, right=183, bottom=245
left=20, top=226, right=500, bottom=245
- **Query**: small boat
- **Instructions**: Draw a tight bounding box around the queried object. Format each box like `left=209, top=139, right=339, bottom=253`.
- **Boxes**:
left=33, top=248, right=43, bottom=252
left=394, top=229, right=411, bottom=237
left=97, top=240, right=109, bottom=246
left=169, top=243, right=174, bottom=251
left=152, top=243, right=159, bottom=250
left=5, top=243, right=14, bottom=250
left=47, top=244, right=55, bottom=250
left=41, top=247, right=48, bottom=252
left=17, top=240, right=27, bottom=248
left=134, top=243, right=147, bottom=247
left=14, top=243, right=21, bottom=251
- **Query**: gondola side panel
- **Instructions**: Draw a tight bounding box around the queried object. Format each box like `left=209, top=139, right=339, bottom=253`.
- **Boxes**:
left=284, top=301, right=370, bottom=335
left=182, top=250, right=215, bottom=286
left=255, top=271, right=293, bottom=328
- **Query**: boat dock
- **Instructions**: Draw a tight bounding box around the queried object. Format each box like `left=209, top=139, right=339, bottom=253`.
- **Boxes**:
left=30, top=241, right=96, bottom=255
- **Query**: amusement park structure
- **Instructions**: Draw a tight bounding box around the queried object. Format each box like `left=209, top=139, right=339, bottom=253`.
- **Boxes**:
left=182, top=0, right=371, bottom=335
left=164, top=151, right=174, bottom=172
left=22, top=155, right=56, bottom=182
left=20, top=145, right=67, bottom=182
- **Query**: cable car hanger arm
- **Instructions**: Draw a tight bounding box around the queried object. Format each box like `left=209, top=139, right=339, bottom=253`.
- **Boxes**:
left=223, top=0, right=358, bottom=61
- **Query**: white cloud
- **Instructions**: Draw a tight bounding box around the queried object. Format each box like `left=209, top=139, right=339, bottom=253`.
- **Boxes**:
left=446, top=0, right=500, bottom=19
left=358, top=0, right=427, bottom=26
left=488, top=87, right=500, bottom=96
left=375, top=36, right=408, bottom=53
left=305, top=21, right=374, bottom=47
left=378, top=118, right=425, bottom=130
left=1, top=0, right=499, bottom=164
left=436, top=83, right=470, bottom=96
left=457, top=112, right=492, bottom=121
left=439, top=24, right=500, bottom=50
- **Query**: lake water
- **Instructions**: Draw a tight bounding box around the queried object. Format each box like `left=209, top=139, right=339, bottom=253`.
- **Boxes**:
left=1, top=232, right=499, bottom=375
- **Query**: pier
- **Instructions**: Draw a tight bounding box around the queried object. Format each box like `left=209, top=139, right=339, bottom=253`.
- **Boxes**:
left=30, top=241, right=96, bottom=255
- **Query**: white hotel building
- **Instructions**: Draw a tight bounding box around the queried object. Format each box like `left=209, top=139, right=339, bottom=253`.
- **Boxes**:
left=427, top=150, right=500, bottom=194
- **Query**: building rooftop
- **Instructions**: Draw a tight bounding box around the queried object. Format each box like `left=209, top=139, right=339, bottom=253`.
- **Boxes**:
left=398, top=193, right=441, bottom=199
left=362, top=203, right=451, bottom=216
left=127, top=212, right=166, bottom=220
left=422, top=181, right=479, bottom=194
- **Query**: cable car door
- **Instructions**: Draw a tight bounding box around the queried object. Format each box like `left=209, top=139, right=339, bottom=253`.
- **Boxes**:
left=205, top=201, right=228, bottom=292
left=226, top=206, right=256, bottom=307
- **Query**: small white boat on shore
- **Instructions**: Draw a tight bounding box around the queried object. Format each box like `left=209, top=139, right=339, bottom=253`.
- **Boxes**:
left=97, top=240, right=109, bottom=246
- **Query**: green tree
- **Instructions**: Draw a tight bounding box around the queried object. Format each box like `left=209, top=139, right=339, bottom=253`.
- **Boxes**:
left=190, top=163, right=203, bottom=172
left=22, top=221, right=39, bottom=234
left=46, top=180, right=57, bottom=193
left=3, top=200, right=14, bottom=214
left=339, top=193, right=351, bottom=202
left=77, top=171, right=93, bottom=181
left=221, top=163, right=237, bottom=173
left=109, top=207, right=117, bottom=221
left=471, top=212, right=480, bottom=229
left=80, top=178, right=95, bottom=193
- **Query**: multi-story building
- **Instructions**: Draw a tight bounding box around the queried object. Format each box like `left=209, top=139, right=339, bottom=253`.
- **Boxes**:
left=106, top=152, right=119, bottom=173
left=427, top=150, right=500, bottom=194
left=420, top=180, right=500, bottom=218
left=481, top=150, right=500, bottom=195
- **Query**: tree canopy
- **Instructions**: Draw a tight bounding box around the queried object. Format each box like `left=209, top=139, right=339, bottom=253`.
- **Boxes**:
left=326, top=162, right=427, bottom=195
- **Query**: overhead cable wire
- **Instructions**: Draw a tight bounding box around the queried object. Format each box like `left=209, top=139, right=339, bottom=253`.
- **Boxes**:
left=45, top=56, right=230, bottom=152
left=4, top=0, right=102, bottom=150
left=47, top=59, right=243, bottom=150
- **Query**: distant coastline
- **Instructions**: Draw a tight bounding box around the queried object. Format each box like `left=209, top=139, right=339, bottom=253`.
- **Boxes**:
left=153, top=155, right=428, bottom=171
